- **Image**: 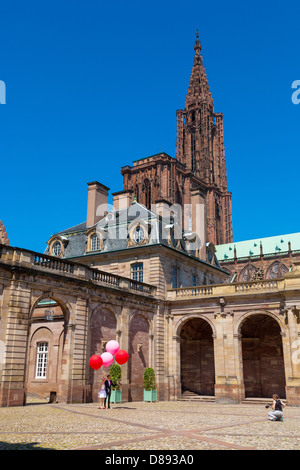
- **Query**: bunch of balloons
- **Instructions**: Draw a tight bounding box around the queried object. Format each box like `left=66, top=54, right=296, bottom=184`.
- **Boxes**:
left=89, top=340, right=129, bottom=370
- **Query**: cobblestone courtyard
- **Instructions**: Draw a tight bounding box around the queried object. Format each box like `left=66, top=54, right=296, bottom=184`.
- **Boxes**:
left=0, top=400, right=299, bottom=451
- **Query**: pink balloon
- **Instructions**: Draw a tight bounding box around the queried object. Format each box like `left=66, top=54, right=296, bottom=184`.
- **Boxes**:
left=101, top=352, right=114, bottom=367
left=106, top=340, right=120, bottom=356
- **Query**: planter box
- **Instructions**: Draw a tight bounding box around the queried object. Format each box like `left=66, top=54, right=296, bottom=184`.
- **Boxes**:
left=111, top=389, right=122, bottom=403
left=143, top=389, right=157, bottom=402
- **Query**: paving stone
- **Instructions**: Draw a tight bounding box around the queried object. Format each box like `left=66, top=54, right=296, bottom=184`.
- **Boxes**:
left=0, top=401, right=299, bottom=450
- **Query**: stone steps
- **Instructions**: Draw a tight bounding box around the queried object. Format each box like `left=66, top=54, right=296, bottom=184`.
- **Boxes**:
left=178, top=393, right=287, bottom=405
left=242, top=397, right=287, bottom=405
left=178, top=391, right=215, bottom=402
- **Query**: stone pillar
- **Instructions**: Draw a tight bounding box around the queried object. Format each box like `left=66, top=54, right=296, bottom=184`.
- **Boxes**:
left=233, top=333, right=245, bottom=401
left=68, top=297, right=89, bottom=403
left=59, top=322, right=76, bottom=403
left=172, top=334, right=182, bottom=400
left=0, top=279, right=31, bottom=406
left=285, top=306, right=300, bottom=405
left=214, top=306, right=242, bottom=403
left=155, top=303, right=166, bottom=400
left=119, top=306, right=130, bottom=401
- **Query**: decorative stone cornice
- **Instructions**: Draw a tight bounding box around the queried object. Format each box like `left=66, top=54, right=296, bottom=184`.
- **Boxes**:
left=0, top=221, right=9, bottom=246
left=285, top=260, right=300, bottom=278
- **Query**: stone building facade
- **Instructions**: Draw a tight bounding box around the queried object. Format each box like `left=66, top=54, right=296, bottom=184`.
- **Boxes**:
left=1, top=34, right=300, bottom=407
left=1, top=244, right=300, bottom=407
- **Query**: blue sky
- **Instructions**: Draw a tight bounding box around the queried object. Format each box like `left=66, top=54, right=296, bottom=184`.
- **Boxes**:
left=0, top=0, right=299, bottom=253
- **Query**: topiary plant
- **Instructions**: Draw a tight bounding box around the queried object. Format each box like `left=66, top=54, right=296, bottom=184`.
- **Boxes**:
left=110, top=364, right=121, bottom=390
left=143, top=367, right=156, bottom=391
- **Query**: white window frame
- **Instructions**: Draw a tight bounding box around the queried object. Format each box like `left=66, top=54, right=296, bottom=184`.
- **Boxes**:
left=131, top=262, right=143, bottom=283
left=35, top=342, right=48, bottom=379
left=133, top=225, right=145, bottom=244
left=52, top=241, right=61, bottom=256
left=91, top=233, right=100, bottom=251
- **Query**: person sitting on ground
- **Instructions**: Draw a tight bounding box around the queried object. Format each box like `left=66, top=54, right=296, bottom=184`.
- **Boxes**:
left=267, top=394, right=286, bottom=421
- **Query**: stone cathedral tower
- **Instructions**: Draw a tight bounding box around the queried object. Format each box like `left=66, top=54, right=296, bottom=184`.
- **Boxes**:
left=176, top=32, right=233, bottom=245
left=121, top=32, right=233, bottom=246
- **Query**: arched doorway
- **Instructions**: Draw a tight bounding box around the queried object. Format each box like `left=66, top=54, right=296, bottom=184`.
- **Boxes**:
left=129, top=314, right=150, bottom=401
left=240, top=314, right=286, bottom=398
left=180, top=317, right=215, bottom=396
left=90, top=307, right=117, bottom=402
left=26, top=297, right=67, bottom=403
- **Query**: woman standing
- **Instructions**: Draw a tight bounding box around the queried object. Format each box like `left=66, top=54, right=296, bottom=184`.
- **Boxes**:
left=98, top=377, right=107, bottom=409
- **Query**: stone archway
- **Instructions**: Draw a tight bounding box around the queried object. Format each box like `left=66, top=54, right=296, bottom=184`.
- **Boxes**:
left=89, top=306, right=117, bottom=401
left=128, top=313, right=150, bottom=401
left=179, top=317, right=215, bottom=396
left=240, top=313, right=286, bottom=398
left=26, top=296, right=68, bottom=403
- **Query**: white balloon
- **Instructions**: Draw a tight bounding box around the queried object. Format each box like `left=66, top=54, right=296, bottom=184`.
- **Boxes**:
left=106, top=340, right=120, bottom=355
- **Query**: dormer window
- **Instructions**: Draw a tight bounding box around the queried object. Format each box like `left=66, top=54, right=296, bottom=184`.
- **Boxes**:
left=47, top=235, right=67, bottom=258
left=133, top=225, right=145, bottom=244
left=85, top=227, right=106, bottom=253
left=128, top=220, right=150, bottom=247
left=91, top=233, right=100, bottom=251
left=52, top=241, right=61, bottom=256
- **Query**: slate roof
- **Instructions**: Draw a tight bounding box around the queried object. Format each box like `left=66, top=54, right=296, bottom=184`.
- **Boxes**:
left=45, top=202, right=221, bottom=269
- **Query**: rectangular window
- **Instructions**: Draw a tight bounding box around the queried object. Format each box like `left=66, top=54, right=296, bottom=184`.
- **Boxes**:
left=131, top=262, right=143, bottom=283
left=192, top=274, right=198, bottom=287
left=91, top=233, right=100, bottom=251
left=35, top=342, right=48, bottom=379
left=172, top=267, right=180, bottom=289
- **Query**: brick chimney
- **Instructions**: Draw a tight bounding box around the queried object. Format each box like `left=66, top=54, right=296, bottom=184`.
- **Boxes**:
left=86, top=182, right=110, bottom=227
left=112, top=189, right=133, bottom=211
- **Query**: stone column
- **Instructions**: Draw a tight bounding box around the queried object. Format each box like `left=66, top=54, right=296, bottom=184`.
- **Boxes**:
left=214, top=304, right=242, bottom=403
left=60, top=322, right=76, bottom=403
left=284, top=305, right=300, bottom=405
left=119, top=305, right=130, bottom=401
left=233, top=333, right=245, bottom=401
left=155, top=302, right=165, bottom=400
left=172, top=334, right=182, bottom=400
left=68, top=297, right=89, bottom=403
left=0, top=279, right=31, bottom=406
left=165, top=311, right=176, bottom=401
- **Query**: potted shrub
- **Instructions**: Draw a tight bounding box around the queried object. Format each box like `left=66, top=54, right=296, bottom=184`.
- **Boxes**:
left=143, top=367, right=157, bottom=402
left=110, top=364, right=122, bottom=403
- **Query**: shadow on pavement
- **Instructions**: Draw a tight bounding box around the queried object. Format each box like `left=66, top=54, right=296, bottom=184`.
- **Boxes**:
left=0, top=441, right=54, bottom=450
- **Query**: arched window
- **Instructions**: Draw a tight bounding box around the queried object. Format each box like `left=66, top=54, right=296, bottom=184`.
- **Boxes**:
left=133, top=225, right=145, bottom=244
left=238, top=263, right=256, bottom=282
left=266, top=261, right=288, bottom=279
left=52, top=241, right=61, bottom=257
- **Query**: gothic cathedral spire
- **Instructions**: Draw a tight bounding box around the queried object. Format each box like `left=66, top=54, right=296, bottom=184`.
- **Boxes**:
left=122, top=33, right=233, bottom=246
left=176, top=32, right=233, bottom=244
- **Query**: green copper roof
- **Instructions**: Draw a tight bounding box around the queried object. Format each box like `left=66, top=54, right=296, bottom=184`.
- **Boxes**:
left=216, top=232, right=300, bottom=261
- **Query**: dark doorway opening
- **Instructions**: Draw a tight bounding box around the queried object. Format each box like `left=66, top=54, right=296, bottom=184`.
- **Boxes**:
left=180, top=318, right=215, bottom=396
left=241, top=314, right=286, bottom=398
